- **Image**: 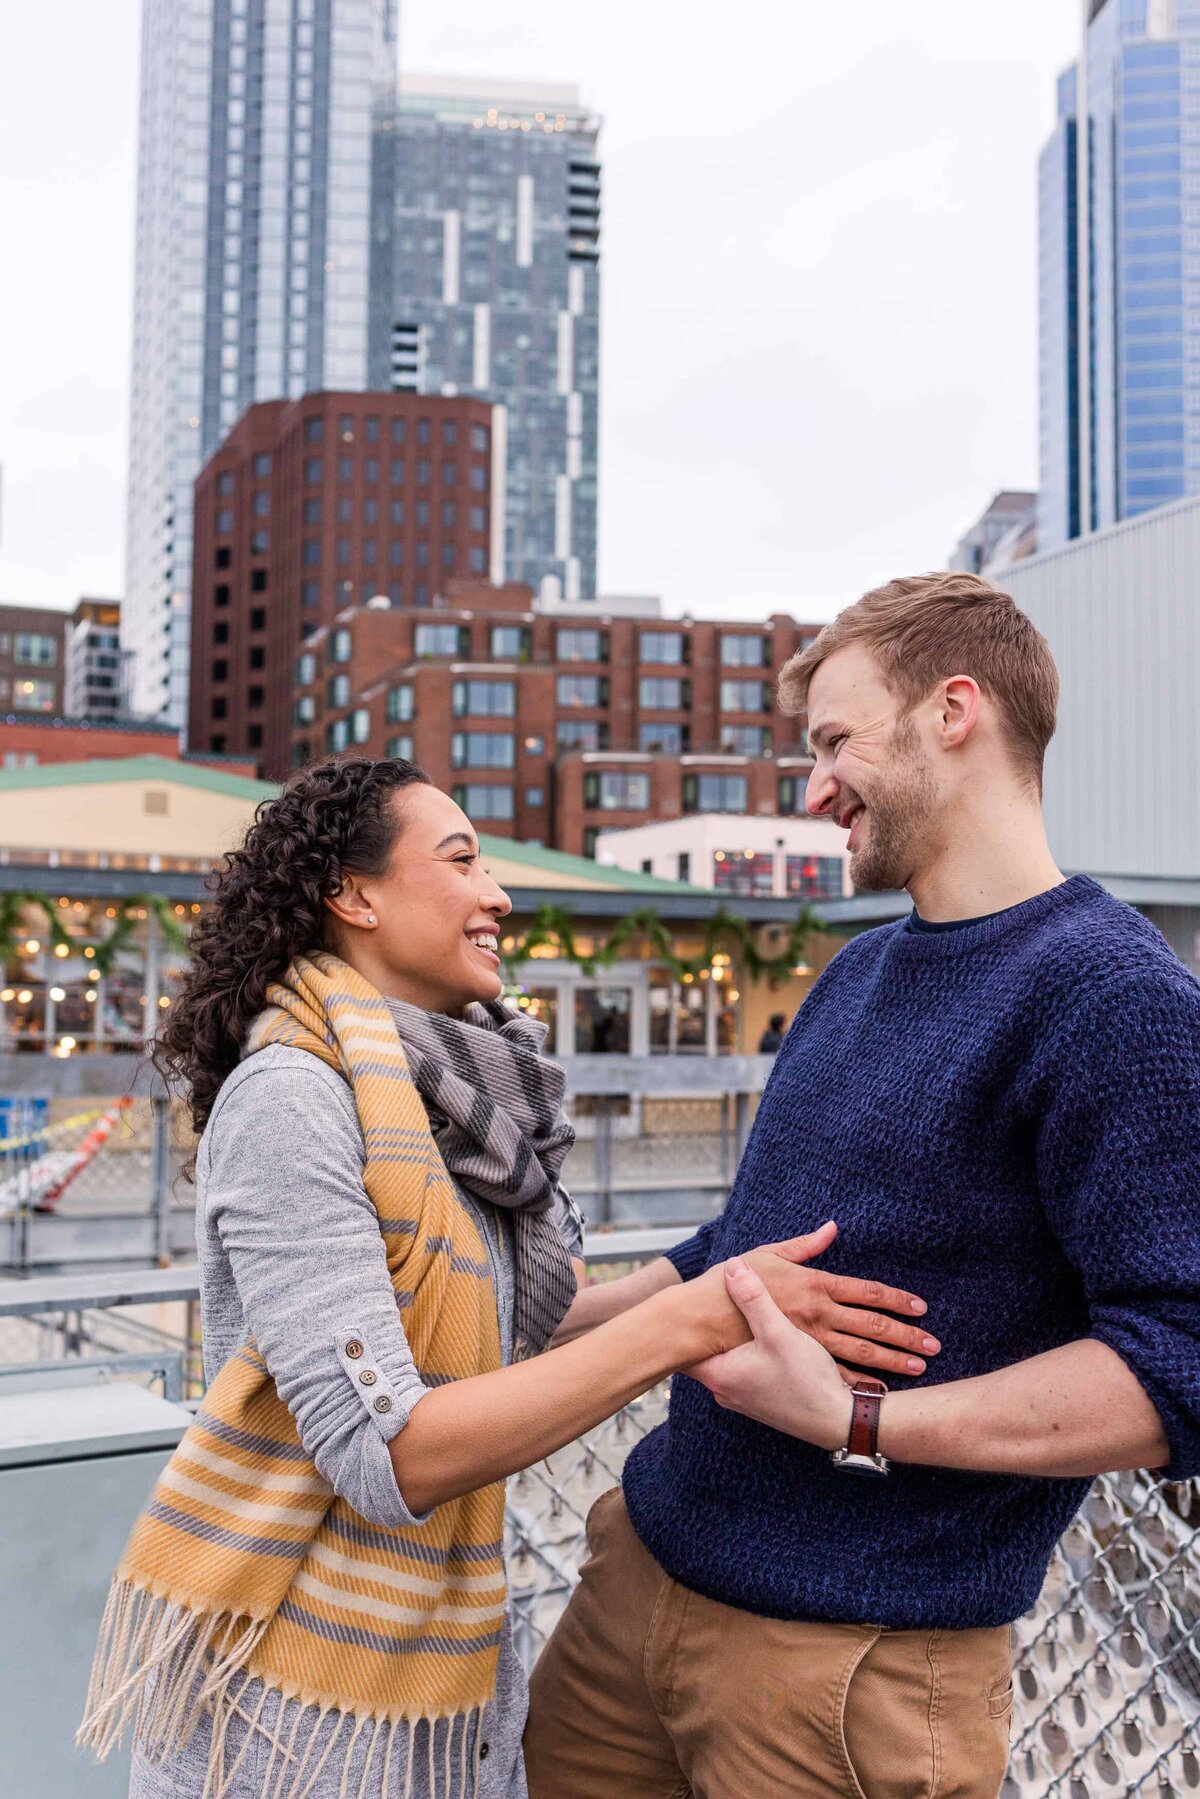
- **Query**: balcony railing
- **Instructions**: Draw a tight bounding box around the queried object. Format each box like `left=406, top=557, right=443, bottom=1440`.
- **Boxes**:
left=1, top=1261, right=1198, bottom=1794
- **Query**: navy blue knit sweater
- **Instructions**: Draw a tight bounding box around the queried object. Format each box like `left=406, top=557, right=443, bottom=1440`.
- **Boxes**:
left=623, top=876, right=1200, bottom=1629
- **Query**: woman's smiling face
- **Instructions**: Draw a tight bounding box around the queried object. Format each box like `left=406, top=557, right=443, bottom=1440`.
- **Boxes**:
left=324, top=783, right=513, bottom=1015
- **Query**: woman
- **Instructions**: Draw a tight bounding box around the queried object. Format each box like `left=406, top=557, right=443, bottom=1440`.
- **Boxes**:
left=79, top=758, right=871, bottom=1799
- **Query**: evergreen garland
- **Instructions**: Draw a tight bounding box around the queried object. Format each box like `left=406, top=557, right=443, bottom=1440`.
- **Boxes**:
left=0, top=892, right=191, bottom=977
left=501, top=902, right=824, bottom=985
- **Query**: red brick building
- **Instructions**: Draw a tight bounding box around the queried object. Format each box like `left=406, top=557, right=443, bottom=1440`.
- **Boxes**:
left=289, top=590, right=822, bottom=854
left=190, top=391, right=500, bottom=776
left=0, top=604, right=68, bottom=717
left=0, top=713, right=257, bottom=777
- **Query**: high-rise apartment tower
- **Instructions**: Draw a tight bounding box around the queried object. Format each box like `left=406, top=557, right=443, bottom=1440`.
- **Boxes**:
left=124, top=0, right=397, bottom=723
left=388, top=75, right=602, bottom=603
left=1039, top=0, right=1200, bottom=551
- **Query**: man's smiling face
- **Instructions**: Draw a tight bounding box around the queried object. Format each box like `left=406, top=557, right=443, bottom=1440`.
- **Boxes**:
left=803, top=642, right=939, bottom=894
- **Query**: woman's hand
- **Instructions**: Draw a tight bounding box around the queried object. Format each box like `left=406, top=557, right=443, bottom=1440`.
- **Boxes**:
left=740, top=1225, right=939, bottom=1380
left=688, top=1257, right=852, bottom=1450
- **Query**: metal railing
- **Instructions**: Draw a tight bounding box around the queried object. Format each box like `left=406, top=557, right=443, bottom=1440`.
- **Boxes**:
left=1, top=1260, right=1197, bottom=1793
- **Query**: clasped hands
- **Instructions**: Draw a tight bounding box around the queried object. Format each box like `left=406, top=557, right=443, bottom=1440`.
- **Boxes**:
left=686, top=1221, right=939, bottom=1450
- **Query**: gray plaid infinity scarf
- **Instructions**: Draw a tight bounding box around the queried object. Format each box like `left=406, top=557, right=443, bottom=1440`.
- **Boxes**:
left=383, top=993, right=578, bottom=1357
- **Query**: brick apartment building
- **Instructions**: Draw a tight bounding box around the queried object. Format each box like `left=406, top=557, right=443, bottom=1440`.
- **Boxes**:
left=190, top=392, right=502, bottom=774
left=286, top=586, right=822, bottom=855
left=0, top=604, right=67, bottom=716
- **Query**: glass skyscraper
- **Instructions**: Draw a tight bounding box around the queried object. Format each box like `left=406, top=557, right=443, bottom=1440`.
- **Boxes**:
left=125, top=0, right=396, bottom=722
left=387, top=76, right=602, bottom=603
left=1039, top=0, right=1200, bottom=552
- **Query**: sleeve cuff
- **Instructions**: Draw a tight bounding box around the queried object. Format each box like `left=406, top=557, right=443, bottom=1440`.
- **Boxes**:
left=1090, top=1319, right=1200, bottom=1483
left=665, top=1227, right=714, bottom=1284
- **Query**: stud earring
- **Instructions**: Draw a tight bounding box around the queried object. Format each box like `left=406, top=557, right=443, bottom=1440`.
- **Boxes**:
left=367, top=914, right=377, bottom=925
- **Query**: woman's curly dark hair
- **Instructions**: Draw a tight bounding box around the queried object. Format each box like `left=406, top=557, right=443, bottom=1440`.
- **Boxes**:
left=155, top=756, right=431, bottom=1144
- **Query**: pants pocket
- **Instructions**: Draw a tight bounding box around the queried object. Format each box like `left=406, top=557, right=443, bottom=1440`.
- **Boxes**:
left=583, top=1484, right=622, bottom=1555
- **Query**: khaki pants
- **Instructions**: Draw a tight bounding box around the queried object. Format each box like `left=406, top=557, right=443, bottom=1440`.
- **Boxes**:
left=525, top=1488, right=1013, bottom=1799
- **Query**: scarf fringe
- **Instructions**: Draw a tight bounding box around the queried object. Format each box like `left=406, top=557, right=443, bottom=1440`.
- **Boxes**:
left=78, top=1576, right=488, bottom=1798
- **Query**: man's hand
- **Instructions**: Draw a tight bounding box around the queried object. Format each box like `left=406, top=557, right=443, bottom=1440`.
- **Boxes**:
left=690, top=1259, right=851, bottom=1450
left=744, top=1222, right=939, bottom=1380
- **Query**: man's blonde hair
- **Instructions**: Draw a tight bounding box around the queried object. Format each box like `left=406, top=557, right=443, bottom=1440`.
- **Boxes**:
left=779, top=571, right=1059, bottom=791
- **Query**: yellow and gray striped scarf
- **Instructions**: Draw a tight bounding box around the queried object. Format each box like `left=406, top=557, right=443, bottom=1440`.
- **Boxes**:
left=80, top=954, right=529, bottom=1796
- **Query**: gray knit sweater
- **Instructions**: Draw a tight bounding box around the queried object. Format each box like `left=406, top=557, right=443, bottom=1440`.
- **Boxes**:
left=130, top=1030, right=581, bottom=1799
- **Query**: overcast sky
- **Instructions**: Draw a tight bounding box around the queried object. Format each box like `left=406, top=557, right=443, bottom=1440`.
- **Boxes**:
left=0, top=2, right=1080, bottom=625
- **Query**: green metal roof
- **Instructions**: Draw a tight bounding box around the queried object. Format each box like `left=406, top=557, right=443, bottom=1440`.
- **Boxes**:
left=476, top=831, right=712, bottom=897
left=0, top=754, right=277, bottom=803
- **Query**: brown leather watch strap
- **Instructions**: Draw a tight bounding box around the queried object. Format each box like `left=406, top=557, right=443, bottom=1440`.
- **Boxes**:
left=847, top=1376, right=887, bottom=1461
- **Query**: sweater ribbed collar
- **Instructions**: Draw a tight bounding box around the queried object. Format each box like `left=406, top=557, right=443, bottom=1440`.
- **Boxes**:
left=887, top=874, right=1104, bottom=958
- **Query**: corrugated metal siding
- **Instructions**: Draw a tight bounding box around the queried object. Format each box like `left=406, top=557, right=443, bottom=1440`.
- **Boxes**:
left=1002, top=495, right=1200, bottom=881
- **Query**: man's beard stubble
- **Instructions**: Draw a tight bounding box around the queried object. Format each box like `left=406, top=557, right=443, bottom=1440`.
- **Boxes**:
left=847, top=717, right=939, bottom=893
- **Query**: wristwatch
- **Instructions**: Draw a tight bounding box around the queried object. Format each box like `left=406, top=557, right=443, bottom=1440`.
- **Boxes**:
left=831, top=1376, right=889, bottom=1477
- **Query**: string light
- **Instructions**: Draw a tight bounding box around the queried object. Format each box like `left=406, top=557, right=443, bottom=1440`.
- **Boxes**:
left=16, top=990, right=32, bottom=1005
left=0, top=989, right=13, bottom=1003
left=49, top=987, right=66, bottom=1003
left=53, top=943, right=70, bottom=959
left=23, top=940, right=39, bottom=955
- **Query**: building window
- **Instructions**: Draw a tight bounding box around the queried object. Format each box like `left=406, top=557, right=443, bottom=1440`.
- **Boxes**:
left=583, top=771, right=650, bottom=811
left=452, top=783, right=514, bottom=821
left=304, top=457, right=323, bottom=483
left=338, top=456, right=353, bottom=482
left=214, top=584, right=230, bottom=607
left=574, top=986, right=631, bottom=1052
left=253, top=453, right=271, bottom=477
left=415, top=500, right=430, bottom=527
left=391, top=459, right=405, bottom=484
left=304, top=417, right=324, bottom=443
left=330, top=628, right=351, bottom=662
left=469, top=505, right=486, bottom=531
left=452, top=678, right=515, bottom=718
left=351, top=707, right=371, bottom=744
left=415, top=540, right=430, bottom=568
left=639, top=722, right=688, bottom=753
left=217, top=509, right=234, bottom=533
left=302, top=540, right=321, bottom=565
left=471, top=424, right=488, bottom=452
left=639, top=631, right=685, bottom=665
left=211, top=696, right=227, bottom=720
left=786, top=855, right=843, bottom=900
left=301, top=580, right=319, bottom=608
left=365, top=416, right=380, bottom=443
left=720, top=634, right=767, bottom=667
left=557, top=673, right=607, bottom=708
left=249, top=645, right=265, bottom=670
left=214, top=621, right=229, bottom=645
left=338, top=497, right=353, bottom=523
left=556, top=719, right=607, bottom=750
left=417, top=460, right=430, bottom=485
left=364, top=458, right=379, bottom=483
left=326, top=717, right=350, bottom=753
left=218, top=472, right=235, bottom=497
left=211, top=735, right=227, bottom=753
left=470, top=465, right=487, bottom=492
left=415, top=623, right=467, bottom=657
left=418, top=418, right=432, bottom=445
left=253, top=490, right=270, bottom=515
left=391, top=418, right=407, bottom=444
left=251, top=530, right=268, bottom=554
left=713, top=850, right=774, bottom=897
left=556, top=628, right=607, bottom=663
left=302, top=499, right=322, bottom=525
left=390, top=499, right=405, bottom=525
left=336, top=539, right=351, bottom=566
left=11, top=676, right=54, bottom=712
left=250, top=570, right=267, bottom=593
left=451, top=732, right=515, bottom=770
left=639, top=676, right=686, bottom=709
left=328, top=673, right=351, bottom=707
left=441, top=543, right=455, bottom=570
left=296, top=652, right=316, bottom=685
left=719, top=680, right=770, bottom=713
left=525, top=786, right=544, bottom=807
left=294, top=695, right=315, bottom=724
left=216, top=547, right=231, bottom=568
left=524, top=734, right=544, bottom=755
left=386, top=734, right=414, bottom=761
left=441, top=501, right=456, bottom=527
left=778, top=775, right=809, bottom=814
left=683, top=772, right=748, bottom=813
left=211, top=658, right=228, bottom=681
left=490, top=625, right=529, bottom=660
left=442, top=463, right=457, bottom=486
left=364, top=541, right=377, bottom=566
left=443, top=422, right=458, bottom=447
left=14, top=633, right=58, bottom=666
left=720, top=725, right=772, bottom=755
left=339, top=414, right=355, bottom=441
left=248, top=685, right=264, bottom=710
left=386, top=683, right=413, bottom=723
left=677, top=851, right=690, bottom=883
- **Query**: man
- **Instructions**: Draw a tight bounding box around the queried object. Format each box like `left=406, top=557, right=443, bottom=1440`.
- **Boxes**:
left=756, top=1010, right=788, bottom=1053
left=525, top=572, right=1200, bottom=1797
